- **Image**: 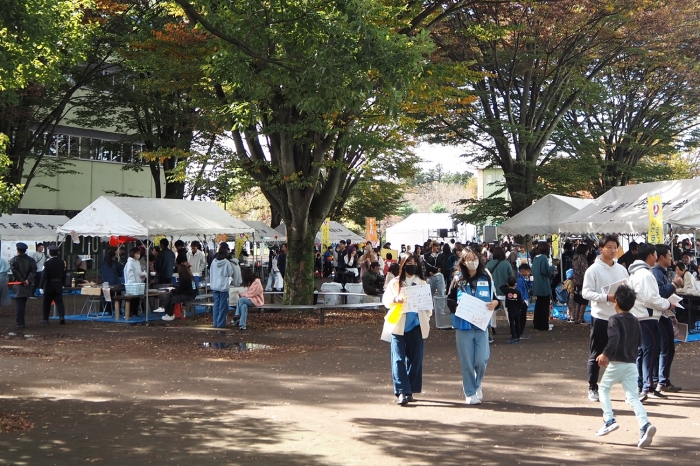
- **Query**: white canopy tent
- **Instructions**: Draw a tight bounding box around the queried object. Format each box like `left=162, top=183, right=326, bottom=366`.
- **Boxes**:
left=0, top=213, right=70, bottom=241
left=242, top=221, right=286, bottom=244
left=57, top=196, right=253, bottom=239
left=498, top=194, right=593, bottom=236
left=386, top=213, right=470, bottom=248
left=1, top=214, right=71, bottom=260
left=274, top=221, right=364, bottom=245
left=558, top=179, right=700, bottom=234
left=55, top=196, right=253, bottom=320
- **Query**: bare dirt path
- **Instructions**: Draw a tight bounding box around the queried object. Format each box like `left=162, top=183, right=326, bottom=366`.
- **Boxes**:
left=0, top=302, right=698, bottom=465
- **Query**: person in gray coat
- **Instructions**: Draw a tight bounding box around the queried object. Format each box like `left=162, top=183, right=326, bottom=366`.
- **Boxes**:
left=9, top=243, right=37, bottom=329
left=531, top=242, right=554, bottom=331
left=228, top=254, right=243, bottom=287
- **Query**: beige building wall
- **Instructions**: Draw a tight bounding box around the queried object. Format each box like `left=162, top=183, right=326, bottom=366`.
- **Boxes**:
left=19, top=159, right=161, bottom=212
left=477, top=167, right=510, bottom=201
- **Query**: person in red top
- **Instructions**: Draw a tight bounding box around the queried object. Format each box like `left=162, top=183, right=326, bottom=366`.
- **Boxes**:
left=233, top=268, right=264, bottom=330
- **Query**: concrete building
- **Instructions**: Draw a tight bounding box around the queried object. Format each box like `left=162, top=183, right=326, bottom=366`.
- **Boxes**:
left=476, top=166, right=510, bottom=201
left=17, top=124, right=162, bottom=216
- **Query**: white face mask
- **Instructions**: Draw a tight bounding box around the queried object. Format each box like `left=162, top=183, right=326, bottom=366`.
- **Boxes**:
left=466, top=260, right=479, bottom=271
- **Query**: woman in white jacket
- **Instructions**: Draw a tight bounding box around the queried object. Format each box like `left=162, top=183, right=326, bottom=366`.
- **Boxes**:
left=124, top=247, right=146, bottom=316
left=124, top=247, right=146, bottom=285
left=381, top=256, right=431, bottom=406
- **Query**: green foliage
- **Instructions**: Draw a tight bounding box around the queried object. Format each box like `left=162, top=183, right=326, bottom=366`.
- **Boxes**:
left=453, top=197, right=510, bottom=227
left=430, top=203, right=448, bottom=213
left=412, top=163, right=473, bottom=186
left=397, top=203, right=418, bottom=219
left=418, top=1, right=652, bottom=213
left=173, top=0, right=433, bottom=302
left=0, top=135, right=22, bottom=213
left=556, top=2, right=700, bottom=197
left=0, top=0, right=90, bottom=100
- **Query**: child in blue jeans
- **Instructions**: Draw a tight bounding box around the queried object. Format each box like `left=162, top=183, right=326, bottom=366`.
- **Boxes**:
left=595, top=284, right=656, bottom=448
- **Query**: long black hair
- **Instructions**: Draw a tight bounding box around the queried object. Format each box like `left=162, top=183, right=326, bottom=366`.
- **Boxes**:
left=241, top=268, right=257, bottom=287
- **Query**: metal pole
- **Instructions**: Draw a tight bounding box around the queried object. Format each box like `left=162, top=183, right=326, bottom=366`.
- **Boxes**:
left=145, top=237, right=150, bottom=321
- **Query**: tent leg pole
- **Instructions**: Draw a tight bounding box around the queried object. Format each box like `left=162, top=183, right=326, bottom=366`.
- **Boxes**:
left=146, top=237, right=150, bottom=322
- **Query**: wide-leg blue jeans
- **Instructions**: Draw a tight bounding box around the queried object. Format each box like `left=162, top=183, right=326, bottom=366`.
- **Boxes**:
left=390, top=326, right=424, bottom=396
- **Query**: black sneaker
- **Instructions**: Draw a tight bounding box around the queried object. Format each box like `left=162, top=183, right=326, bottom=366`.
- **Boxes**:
left=648, top=390, right=667, bottom=399
left=59, top=319, right=65, bottom=325
left=638, top=391, right=648, bottom=402
left=396, top=394, right=409, bottom=406
left=657, top=383, right=682, bottom=394
left=638, top=423, right=656, bottom=448
left=405, top=394, right=415, bottom=402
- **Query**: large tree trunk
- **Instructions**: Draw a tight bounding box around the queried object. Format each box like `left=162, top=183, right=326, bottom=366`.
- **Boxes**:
left=283, top=222, right=317, bottom=305
left=269, top=204, right=282, bottom=229
left=503, top=160, right=538, bottom=216
left=148, top=161, right=162, bottom=198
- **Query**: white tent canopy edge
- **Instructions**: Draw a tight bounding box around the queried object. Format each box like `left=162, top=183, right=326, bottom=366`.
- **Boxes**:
left=558, top=179, right=700, bottom=235
left=57, top=196, right=253, bottom=239
left=497, top=194, right=592, bottom=236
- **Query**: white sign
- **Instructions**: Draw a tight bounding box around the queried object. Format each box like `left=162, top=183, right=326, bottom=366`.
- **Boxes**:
left=401, top=284, right=433, bottom=312
left=455, top=293, right=493, bottom=331
left=1, top=241, right=37, bottom=261
left=669, top=293, right=684, bottom=309
left=602, top=279, right=628, bottom=296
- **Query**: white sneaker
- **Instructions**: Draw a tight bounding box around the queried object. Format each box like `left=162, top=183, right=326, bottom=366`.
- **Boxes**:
left=153, top=307, right=165, bottom=313
left=161, top=315, right=176, bottom=321
left=465, top=395, right=481, bottom=405
left=476, top=386, right=483, bottom=401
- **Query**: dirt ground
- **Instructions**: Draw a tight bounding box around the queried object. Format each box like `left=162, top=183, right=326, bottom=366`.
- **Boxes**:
left=0, top=298, right=699, bottom=466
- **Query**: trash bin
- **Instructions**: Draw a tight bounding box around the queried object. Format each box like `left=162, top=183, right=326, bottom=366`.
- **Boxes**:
left=345, top=283, right=364, bottom=304
left=433, top=296, right=452, bottom=329
left=320, top=282, right=343, bottom=305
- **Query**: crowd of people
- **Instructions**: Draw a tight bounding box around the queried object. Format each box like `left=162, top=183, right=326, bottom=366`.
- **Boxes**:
left=378, top=232, right=697, bottom=449
left=2, top=228, right=695, bottom=448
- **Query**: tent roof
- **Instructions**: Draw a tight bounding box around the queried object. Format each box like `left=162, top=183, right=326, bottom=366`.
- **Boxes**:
left=0, top=214, right=70, bottom=241
left=56, top=196, right=253, bottom=238
left=498, top=194, right=593, bottom=236
left=274, top=221, right=364, bottom=245
left=386, top=213, right=455, bottom=233
left=242, top=221, right=286, bottom=242
left=558, top=179, right=700, bottom=234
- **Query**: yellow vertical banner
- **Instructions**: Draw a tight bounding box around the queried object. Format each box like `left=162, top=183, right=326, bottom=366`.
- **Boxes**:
left=365, top=217, right=378, bottom=243
left=648, top=194, right=663, bottom=244
left=235, top=235, right=246, bottom=258
left=321, top=218, right=331, bottom=248
left=551, top=234, right=560, bottom=259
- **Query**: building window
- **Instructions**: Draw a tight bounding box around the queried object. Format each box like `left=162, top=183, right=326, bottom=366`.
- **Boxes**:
left=69, top=136, right=80, bottom=158
left=57, top=135, right=69, bottom=158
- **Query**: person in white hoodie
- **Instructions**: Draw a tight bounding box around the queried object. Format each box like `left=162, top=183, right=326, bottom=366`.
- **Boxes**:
left=628, top=244, right=674, bottom=401
left=210, top=245, right=233, bottom=328
left=582, top=234, right=629, bottom=402
left=123, top=248, right=141, bottom=284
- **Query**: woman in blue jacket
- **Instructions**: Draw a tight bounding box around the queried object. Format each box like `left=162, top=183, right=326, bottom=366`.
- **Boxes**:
left=450, top=246, right=499, bottom=405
